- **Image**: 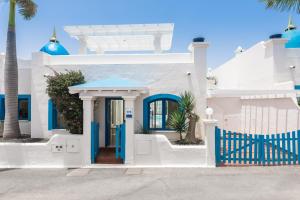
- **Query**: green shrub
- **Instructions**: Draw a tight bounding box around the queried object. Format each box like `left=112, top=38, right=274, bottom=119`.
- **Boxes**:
left=46, top=70, right=85, bottom=134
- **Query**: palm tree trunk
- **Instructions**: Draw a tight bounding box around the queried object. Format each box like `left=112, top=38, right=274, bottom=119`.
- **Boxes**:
left=3, top=0, right=21, bottom=139
left=184, top=115, right=197, bottom=143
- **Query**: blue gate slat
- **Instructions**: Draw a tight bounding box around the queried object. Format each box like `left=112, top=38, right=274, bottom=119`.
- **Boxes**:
left=238, top=133, right=242, bottom=164
left=271, top=135, right=275, bottom=165
left=276, top=134, right=281, bottom=165
left=266, top=135, right=270, bottom=165
left=233, top=132, right=237, bottom=163
left=292, top=131, right=296, bottom=165
left=287, top=132, right=291, bottom=165
left=282, top=133, right=286, bottom=165
left=228, top=131, right=232, bottom=163
left=243, top=134, right=247, bottom=164
left=254, top=135, right=258, bottom=164
left=298, top=130, right=300, bottom=164
left=249, top=135, right=253, bottom=164
left=215, top=127, right=221, bottom=165
left=259, top=135, right=265, bottom=165
left=223, top=130, right=226, bottom=162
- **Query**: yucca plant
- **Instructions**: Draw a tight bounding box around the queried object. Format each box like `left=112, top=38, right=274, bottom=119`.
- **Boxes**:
left=261, top=0, right=300, bottom=13
left=2, top=0, right=37, bottom=139
left=168, top=110, right=188, bottom=140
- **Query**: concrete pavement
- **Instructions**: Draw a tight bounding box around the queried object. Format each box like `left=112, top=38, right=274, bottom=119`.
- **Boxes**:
left=0, top=166, right=300, bottom=200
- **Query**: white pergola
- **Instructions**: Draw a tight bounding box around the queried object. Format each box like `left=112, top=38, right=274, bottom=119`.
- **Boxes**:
left=64, top=23, right=174, bottom=54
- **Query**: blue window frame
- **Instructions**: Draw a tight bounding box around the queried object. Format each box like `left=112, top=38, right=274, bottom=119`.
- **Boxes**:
left=143, top=94, right=180, bottom=130
left=0, top=94, right=31, bottom=121
left=48, top=99, right=66, bottom=130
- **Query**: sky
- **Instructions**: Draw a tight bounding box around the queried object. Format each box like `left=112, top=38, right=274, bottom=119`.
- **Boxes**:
left=0, top=0, right=297, bottom=68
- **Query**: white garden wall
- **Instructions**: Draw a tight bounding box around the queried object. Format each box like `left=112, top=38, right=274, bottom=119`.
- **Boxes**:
left=0, top=133, right=84, bottom=168
left=134, top=134, right=207, bottom=166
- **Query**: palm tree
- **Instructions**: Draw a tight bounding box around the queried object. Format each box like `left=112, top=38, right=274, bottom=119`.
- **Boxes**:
left=168, top=110, right=188, bottom=141
left=179, top=91, right=199, bottom=144
left=3, top=0, right=37, bottom=139
left=261, top=0, right=300, bottom=13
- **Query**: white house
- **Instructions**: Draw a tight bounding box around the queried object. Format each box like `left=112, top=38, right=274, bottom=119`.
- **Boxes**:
left=0, top=20, right=299, bottom=168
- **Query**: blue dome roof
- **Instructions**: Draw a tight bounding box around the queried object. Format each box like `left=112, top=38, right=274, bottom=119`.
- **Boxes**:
left=282, top=29, right=300, bottom=48
left=281, top=16, right=300, bottom=48
left=40, top=29, right=69, bottom=55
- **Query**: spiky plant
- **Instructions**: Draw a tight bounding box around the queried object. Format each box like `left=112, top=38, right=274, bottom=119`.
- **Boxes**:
left=168, top=110, right=188, bottom=141
left=261, top=0, right=300, bottom=13
left=3, top=0, right=37, bottom=139
left=179, top=91, right=199, bottom=143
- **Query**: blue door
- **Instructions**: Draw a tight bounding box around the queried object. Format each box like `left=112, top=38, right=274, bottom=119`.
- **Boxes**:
left=116, top=123, right=126, bottom=161
left=91, top=122, right=100, bottom=164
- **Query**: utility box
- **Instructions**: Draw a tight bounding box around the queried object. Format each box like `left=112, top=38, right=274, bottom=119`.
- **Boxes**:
left=51, top=144, right=64, bottom=153
left=67, top=139, right=80, bottom=153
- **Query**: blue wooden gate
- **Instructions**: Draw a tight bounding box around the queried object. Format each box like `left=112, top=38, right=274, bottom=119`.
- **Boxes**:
left=115, top=123, right=126, bottom=161
left=215, top=127, right=300, bottom=166
left=91, top=122, right=100, bottom=164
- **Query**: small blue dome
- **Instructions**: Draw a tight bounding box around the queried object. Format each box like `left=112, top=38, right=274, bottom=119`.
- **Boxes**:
left=282, top=29, right=300, bottom=48
left=281, top=16, right=300, bottom=48
left=40, top=29, right=69, bottom=55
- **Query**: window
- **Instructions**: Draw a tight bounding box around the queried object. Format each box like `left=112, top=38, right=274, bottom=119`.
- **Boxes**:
left=0, top=95, right=31, bottom=121
left=144, top=94, right=180, bottom=130
left=18, top=98, right=29, bottom=120
left=48, top=99, right=66, bottom=130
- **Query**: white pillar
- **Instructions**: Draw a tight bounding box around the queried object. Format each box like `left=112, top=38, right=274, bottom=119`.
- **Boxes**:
left=203, top=119, right=218, bottom=167
left=79, top=37, right=88, bottom=54
left=191, top=42, right=209, bottom=119
left=190, top=42, right=209, bottom=139
left=81, top=96, right=95, bottom=166
left=123, top=96, right=136, bottom=165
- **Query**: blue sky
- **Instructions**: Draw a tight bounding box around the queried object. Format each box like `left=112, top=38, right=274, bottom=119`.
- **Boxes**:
left=0, top=0, right=296, bottom=68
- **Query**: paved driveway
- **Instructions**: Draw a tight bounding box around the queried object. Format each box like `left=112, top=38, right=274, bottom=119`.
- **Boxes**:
left=0, top=166, right=300, bottom=200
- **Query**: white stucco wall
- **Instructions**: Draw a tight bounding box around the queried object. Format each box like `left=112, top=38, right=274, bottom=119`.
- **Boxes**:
left=0, top=133, right=84, bottom=168
left=212, top=39, right=300, bottom=90
left=134, top=134, right=207, bottom=166
left=209, top=96, right=300, bottom=134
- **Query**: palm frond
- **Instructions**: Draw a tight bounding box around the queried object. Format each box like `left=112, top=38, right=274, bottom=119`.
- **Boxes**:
left=16, top=0, right=37, bottom=20
left=261, top=0, right=300, bottom=13
left=168, top=110, right=188, bottom=134
left=179, top=91, right=195, bottom=114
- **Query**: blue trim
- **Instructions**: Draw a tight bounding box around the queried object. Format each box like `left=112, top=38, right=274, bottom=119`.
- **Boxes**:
left=48, top=99, right=53, bottom=130
left=0, top=94, right=31, bottom=121
left=143, top=94, right=180, bottom=131
left=0, top=95, right=4, bottom=121
left=295, top=85, right=300, bottom=90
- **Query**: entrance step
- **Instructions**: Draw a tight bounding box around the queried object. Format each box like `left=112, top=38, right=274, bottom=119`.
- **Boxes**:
left=96, top=147, right=123, bottom=164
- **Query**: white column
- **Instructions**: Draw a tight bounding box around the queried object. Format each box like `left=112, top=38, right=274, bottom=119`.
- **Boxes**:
left=81, top=96, right=95, bottom=166
left=190, top=42, right=209, bottom=139
left=123, top=96, right=136, bottom=165
left=203, top=119, right=218, bottom=167
left=78, top=37, right=88, bottom=54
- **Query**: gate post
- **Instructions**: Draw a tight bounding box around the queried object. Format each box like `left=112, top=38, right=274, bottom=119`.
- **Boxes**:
left=203, top=118, right=218, bottom=167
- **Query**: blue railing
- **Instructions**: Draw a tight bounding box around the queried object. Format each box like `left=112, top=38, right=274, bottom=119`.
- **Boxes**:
left=91, top=122, right=100, bottom=164
left=116, top=123, right=126, bottom=161
left=215, top=127, right=300, bottom=166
